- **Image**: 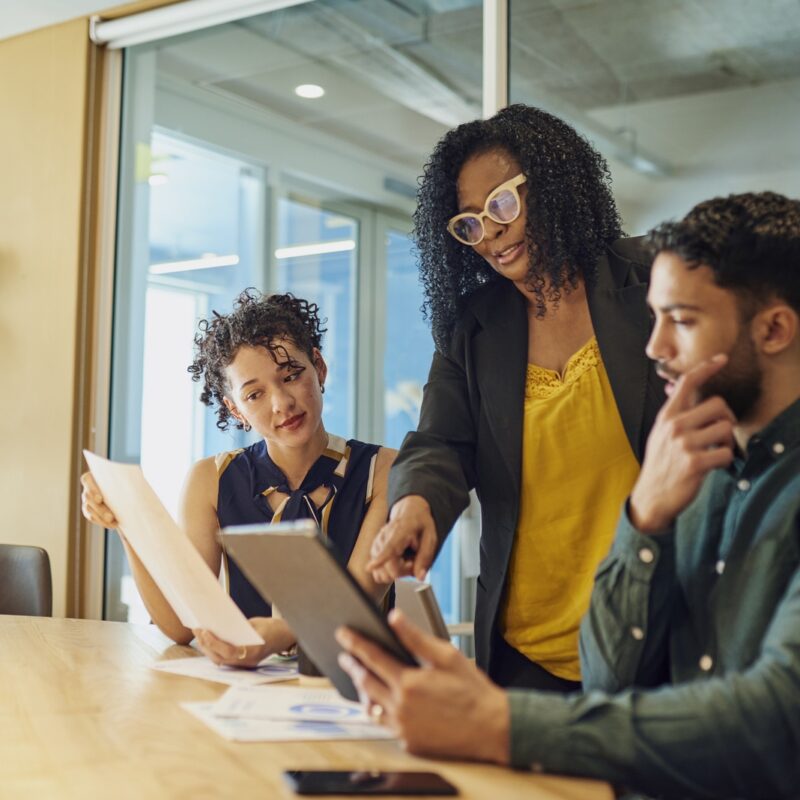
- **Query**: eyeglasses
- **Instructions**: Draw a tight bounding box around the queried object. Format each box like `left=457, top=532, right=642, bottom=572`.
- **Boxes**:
left=447, top=173, right=527, bottom=246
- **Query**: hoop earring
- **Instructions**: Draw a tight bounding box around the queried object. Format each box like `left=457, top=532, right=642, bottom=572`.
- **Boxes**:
left=242, top=420, right=251, bottom=432
left=320, top=384, right=325, bottom=394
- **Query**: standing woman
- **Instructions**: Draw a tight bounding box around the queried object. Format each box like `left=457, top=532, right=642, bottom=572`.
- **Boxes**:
left=368, top=105, right=664, bottom=691
left=82, top=290, right=394, bottom=665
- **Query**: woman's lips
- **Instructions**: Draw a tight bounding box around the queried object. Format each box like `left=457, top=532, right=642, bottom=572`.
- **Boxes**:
left=494, top=242, right=525, bottom=266
left=279, top=412, right=306, bottom=431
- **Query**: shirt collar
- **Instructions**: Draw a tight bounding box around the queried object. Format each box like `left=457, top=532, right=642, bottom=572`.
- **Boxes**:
left=742, top=395, right=800, bottom=463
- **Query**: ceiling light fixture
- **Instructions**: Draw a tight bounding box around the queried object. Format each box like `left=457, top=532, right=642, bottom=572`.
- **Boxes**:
left=275, top=240, right=355, bottom=259
left=294, top=84, right=325, bottom=100
left=149, top=254, right=240, bottom=275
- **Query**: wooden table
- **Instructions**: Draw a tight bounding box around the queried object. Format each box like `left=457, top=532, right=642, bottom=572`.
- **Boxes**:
left=0, top=616, right=612, bottom=800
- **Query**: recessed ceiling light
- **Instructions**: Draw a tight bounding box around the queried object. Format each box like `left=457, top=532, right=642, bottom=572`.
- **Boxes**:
left=294, top=83, right=325, bottom=99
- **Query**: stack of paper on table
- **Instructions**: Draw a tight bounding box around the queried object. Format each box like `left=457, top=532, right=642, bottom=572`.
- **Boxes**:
left=152, top=655, right=298, bottom=686
left=84, top=451, right=262, bottom=647
left=183, top=685, right=395, bottom=742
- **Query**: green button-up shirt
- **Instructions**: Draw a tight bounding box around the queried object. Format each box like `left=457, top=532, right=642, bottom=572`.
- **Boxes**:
left=508, top=397, right=800, bottom=799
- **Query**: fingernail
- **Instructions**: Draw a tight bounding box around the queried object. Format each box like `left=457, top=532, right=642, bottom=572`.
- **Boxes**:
left=388, top=609, right=402, bottom=624
left=711, top=354, right=727, bottom=363
left=334, top=627, right=350, bottom=647
left=338, top=652, right=354, bottom=671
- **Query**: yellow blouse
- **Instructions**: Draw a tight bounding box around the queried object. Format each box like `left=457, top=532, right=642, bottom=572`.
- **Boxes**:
left=499, top=337, right=640, bottom=681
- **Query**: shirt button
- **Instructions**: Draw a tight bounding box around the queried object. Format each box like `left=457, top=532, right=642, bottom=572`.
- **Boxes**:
left=773, top=442, right=785, bottom=455
left=638, top=547, right=655, bottom=564
left=737, top=479, right=750, bottom=491
left=531, top=762, right=544, bottom=773
left=630, top=626, right=645, bottom=641
left=699, top=654, right=714, bottom=672
left=715, top=560, right=726, bottom=575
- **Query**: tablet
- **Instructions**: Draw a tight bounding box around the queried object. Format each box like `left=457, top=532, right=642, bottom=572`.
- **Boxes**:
left=220, top=521, right=417, bottom=701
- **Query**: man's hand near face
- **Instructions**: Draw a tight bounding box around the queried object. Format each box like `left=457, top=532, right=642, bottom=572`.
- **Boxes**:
left=630, top=355, right=736, bottom=533
left=336, top=610, right=510, bottom=765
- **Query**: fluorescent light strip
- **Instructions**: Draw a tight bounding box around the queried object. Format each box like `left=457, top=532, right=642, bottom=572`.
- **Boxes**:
left=149, top=254, right=240, bottom=275
left=91, top=0, right=313, bottom=50
left=274, top=240, right=356, bottom=259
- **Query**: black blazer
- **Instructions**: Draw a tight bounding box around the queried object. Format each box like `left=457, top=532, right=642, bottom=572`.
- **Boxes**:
left=388, top=237, right=665, bottom=677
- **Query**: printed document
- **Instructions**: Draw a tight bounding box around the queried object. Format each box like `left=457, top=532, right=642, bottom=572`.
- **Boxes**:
left=182, top=701, right=394, bottom=742
left=212, top=684, right=371, bottom=723
left=84, top=451, right=263, bottom=646
left=152, top=655, right=298, bottom=686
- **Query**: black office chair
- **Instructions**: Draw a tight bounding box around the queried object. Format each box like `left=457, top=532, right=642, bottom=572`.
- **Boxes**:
left=0, top=544, right=53, bottom=616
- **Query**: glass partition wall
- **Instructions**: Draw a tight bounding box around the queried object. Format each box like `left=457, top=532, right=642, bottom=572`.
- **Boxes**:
left=106, top=0, right=483, bottom=623
left=106, top=0, right=800, bottom=626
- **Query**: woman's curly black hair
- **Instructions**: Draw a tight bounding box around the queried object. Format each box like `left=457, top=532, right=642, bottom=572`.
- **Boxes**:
left=414, top=104, right=623, bottom=351
left=188, top=289, right=327, bottom=431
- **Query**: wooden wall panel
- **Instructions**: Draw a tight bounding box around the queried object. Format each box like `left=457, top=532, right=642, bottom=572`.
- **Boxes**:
left=0, top=18, right=91, bottom=617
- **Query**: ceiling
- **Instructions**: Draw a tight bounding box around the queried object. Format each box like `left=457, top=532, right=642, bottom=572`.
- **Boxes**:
left=7, top=0, right=800, bottom=112
left=146, top=0, right=800, bottom=175
left=6, top=0, right=799, bottom=206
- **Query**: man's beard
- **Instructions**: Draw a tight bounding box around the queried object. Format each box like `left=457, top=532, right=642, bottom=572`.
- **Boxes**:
left=697, top=326, right=763, bottom=420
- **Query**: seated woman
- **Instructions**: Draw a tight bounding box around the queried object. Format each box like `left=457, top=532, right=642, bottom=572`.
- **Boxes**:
left=81, top=290, right=394, bottom=666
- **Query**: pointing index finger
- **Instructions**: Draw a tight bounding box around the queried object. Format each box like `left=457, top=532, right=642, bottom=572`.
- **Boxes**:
left=667, top=354, right=728, bottom=413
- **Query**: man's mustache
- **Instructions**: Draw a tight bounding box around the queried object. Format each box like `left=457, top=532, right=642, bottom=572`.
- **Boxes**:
left=655, top=362, right=681, bottom=383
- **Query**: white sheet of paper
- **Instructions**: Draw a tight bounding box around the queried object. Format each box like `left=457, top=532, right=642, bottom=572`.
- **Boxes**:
left=84, top=450, right=263, bottom=646
left=151, top=656, right=298, bottom=686
left=182, top=702, right=394, bottom=742
left=212, top=684, right=371, bottom=723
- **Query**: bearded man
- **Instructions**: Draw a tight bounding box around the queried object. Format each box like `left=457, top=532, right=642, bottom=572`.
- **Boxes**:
left=338, top=191, right=800, bottom=800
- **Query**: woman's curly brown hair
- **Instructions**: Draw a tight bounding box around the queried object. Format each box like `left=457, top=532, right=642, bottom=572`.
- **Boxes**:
left=414, top=104, right=623, bottom=351
left=188, top=289, right=327, bottom=431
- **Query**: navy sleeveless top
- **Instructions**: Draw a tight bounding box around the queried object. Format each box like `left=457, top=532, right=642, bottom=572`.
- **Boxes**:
left=216, top=434, right=381, bottom=618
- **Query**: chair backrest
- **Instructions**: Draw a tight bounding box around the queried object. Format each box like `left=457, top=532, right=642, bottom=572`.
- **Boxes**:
left=0, top=545, right=53, bottom=616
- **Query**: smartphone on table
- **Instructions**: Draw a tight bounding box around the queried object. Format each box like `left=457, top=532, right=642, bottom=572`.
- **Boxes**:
left=282, top=770, right=459, bottom=796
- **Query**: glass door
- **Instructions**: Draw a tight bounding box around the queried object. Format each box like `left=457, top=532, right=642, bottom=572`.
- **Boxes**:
left=378, top=216, right=464, bottom=624
left=106, top=127, right=265, bottom=621
left=106, top=0, right=484, bottom=622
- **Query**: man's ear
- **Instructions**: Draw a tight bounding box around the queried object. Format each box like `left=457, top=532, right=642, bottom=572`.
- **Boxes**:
left=755, top=303, right=798, bottom=356
left=312, top=347, right=328, bottom=388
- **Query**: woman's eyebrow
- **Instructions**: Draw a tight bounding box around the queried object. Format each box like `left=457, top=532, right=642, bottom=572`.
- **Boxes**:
left=236, top=377, right=258, bottom=393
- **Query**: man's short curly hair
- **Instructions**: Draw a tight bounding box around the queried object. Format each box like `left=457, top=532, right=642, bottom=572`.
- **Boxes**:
left=647, top=191, right=800, bottom=317
left=414, top=104, right=623, bottom=351
left=188, top=289, right=326, bottom=431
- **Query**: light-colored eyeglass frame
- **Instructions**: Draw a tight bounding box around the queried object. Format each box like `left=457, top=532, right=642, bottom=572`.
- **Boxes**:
left=447, top=173, right=527, bottom=246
